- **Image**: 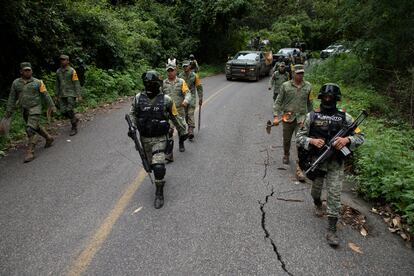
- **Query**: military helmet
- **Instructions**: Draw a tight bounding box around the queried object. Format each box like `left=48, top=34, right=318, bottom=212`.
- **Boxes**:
left=189, top=54, right=195, bottom=59
left=318, top=83, right=341, bottom=101
left=142, top=70, right=162, bottom=94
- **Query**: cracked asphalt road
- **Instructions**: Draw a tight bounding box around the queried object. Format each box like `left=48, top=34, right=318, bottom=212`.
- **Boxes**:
left=0, top=74, right=413, bottom=275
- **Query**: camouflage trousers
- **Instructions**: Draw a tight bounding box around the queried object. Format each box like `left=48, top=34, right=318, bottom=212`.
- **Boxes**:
left=142, top=135, right=167, bottom=185
left=272, top=92, right=278, bottom=102
left=185, top=104, right=196, bottom=128
left=311, top=160, right=344, bottom=217
left=282, top=119, right=300, bottom=156
left=59, top=96, right=76, bottom=114
left=23, top=108, right=41, bottom=130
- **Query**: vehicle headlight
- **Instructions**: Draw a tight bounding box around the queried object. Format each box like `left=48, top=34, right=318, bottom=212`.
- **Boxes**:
left=226, top=64, right=231, bottom=69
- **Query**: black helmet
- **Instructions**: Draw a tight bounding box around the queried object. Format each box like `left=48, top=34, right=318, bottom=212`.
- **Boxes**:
left=142, top=70, right=162, bottom=95
left=318, top=83, right=341, bottom=101
left=189, top=54, right=195, bottom=60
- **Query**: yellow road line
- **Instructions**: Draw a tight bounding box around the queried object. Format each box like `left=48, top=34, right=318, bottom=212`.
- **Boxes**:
left=66, top=170, right=147, bottom=276
left=66, top=80, right=232, bottom=276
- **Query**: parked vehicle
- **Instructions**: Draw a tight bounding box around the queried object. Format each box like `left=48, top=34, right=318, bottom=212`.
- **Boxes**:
left=320, top=44, right=347, bottom=58
left=225, top=51, right=272, bottom=81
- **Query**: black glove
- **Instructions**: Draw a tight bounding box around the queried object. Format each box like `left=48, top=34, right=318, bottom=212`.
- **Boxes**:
left=127, top=128, right=136, bottom=139
left=179, top=134, right=188, bottom=142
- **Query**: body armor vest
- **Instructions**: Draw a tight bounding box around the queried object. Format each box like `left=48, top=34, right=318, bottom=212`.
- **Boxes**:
left=135, top=93, right=169, bottom=137
left=309, top=110, right=346, bottom=141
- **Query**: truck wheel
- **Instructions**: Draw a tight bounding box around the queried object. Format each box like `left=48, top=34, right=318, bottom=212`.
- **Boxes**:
left=226, top=75, right=232, bottom=81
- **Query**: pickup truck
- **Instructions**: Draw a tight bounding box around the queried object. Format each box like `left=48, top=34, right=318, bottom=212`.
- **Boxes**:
left=225, top=51, right=272, bottom=81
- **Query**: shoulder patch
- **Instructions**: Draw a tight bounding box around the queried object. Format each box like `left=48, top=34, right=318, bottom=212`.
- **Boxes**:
left=71, top=70, right=79, bottom=81
left=38, top=80, right=47, bottom=93
left=181, top=80, right=189, bottom=93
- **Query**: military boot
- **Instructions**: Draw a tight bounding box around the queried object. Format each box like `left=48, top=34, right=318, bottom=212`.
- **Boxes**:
left=38, top=127, right=54, bottom=148
left=70, top=116, right=79, bottom=136
left=313, top=198, right=324, bottom=217
left=179, top=140, right=185, bottom=152
left=188, top=127, right=194, bottom=141
left=296, top=163, right=306, bottom=182
left=24, top=143, right=35, bottom=163
left=154, top=181, right=165, bottom=209
left=326, top=216, right=340, bottom=247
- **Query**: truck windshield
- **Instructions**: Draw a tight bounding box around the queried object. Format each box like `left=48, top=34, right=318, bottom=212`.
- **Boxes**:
left=235, top=53, right=258, bottom=60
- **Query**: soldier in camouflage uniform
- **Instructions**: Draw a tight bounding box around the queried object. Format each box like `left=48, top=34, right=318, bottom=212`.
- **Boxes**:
left=273, top=64, right=314, bottom=181
left=189, top=54, right=199, bottom=73
left=296, top=83, right=364, bottom=246
left=178, top=60, right=203, bottom=141
left=55, top=54, right=82, bottom=136
left=129, top=71, right=188, bottom=209
left=162, top=63, right=191, bottom=159
left=5, top=62, right=56, bottom=163
left=268, top=62, right=289, bottom=101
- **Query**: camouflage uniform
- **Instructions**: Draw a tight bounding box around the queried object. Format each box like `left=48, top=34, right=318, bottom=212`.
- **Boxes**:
left=6, top=62, right=56, bottom=162
left=268, top=69, right=289, bottom=101
left=55, top=56, right=81, bottom=135
left=162, top=77, right=191, bottom=119
left=273, top=79, right=314, bottom=158
left=178, top=70, right=203, bottom=130
left=296, top=111, right=365, bottom=217
left=130, top=91, right=187, bottom=169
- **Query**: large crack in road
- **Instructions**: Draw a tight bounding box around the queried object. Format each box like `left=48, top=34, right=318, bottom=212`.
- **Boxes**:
left=259, top=148, right=293, bottom=275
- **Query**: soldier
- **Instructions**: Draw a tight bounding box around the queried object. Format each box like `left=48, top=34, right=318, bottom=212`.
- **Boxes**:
left=4, top=62, right=56, bottom=163
left=296, top=83, right=364, bottom=246
left=273, top=64, right=314, bottom=181
left=178, top=60, right=203, bottom=141
left=55, top=54, right=82, bottom=136
left=162, top=63, right=191, bottom=160
left=268, top=62, right=289, bottom=102
left=129, top=71, right=188, bottom=209
left=189, top=54, right=199, bottom=73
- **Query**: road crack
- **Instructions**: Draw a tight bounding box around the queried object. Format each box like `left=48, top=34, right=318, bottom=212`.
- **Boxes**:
left=259, top=187, right=293, bottom=276
left=262, top=147, right=270, bottom=179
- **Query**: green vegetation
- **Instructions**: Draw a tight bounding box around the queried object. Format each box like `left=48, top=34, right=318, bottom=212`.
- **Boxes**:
left=0, top=0, right=413, bottom=228
left=308, top=56, right=414, bottom=231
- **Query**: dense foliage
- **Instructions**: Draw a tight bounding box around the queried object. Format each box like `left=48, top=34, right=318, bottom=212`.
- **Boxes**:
left=0, top=0, right=413, bottom=228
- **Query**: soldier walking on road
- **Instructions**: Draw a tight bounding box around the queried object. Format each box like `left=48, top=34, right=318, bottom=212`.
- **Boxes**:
left=296, top=83, right=364, bottom=246
left=268, top=62, right=289, bottom=102
left=162, top=63, right=191, bottom=160
left=189, top=54, right=199, bottom=73
left=178, top=60, right=203, bottom=141
left=273, top=64, right=314, bottom=181
left=5, top=62, right=56, bottom=163
left=129, top=71, right=188, bottom=209
left=55, top=54, right=82, bottom=136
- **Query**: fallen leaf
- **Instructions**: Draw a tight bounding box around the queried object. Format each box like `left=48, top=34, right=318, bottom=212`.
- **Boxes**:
left=348, top=242, right=363, bottom=254
left=371, top=208, right=378, bottom=214
left=66, top=139, right=71, bottom=142
left=384, top=217, right=390, bottom=223
left=360, top=228, right=368, bottom=237
left=400, top=233, right=408, bottom=240
left=388, top=227, right=398, bottom=233
left=392, top=217, right=401, bottom=228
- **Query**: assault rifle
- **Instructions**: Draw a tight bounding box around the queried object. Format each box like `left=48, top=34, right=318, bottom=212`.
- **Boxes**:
left=125, top=114, right=154, bottom=184
left=304, top=110, right=368, bottom=178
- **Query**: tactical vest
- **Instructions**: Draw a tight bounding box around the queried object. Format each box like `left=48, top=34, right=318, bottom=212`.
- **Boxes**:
left=135, top=93, right=169, bottom=137
left=309, top=109, right=346, bottom=142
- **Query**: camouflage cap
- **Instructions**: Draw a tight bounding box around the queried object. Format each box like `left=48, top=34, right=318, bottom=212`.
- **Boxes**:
left=166, top=63, right=176, bottom=71
left=59, top=54, right=69, bottom=60
left=293, top=64, right=305, bottom=73
left=182, top=60, right=191, bottom=67
left=20, top=62, right=32, bottom=70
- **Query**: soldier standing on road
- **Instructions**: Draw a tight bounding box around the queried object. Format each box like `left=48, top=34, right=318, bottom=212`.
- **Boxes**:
left=273, top=64, right=314, bottom=181
left=55, top=54, right=82, bottom=136
left=129, top=71, right=188, bottom=209
left=296, top=83, right=364, bottom=246
left=5, top=62, right=56, bottom=163
left=189, top=54, right=199, bottom=73
left=268, top=62, right=289, bottom=102
left=178, top=60, right=203, bottom=141
left=162, top=63, right=191, bottom=160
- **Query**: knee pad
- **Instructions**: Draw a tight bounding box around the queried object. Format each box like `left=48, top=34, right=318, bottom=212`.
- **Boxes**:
left=152, top=164, right=166, bottom=180
left=26, top=126, right=37, bottom=137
